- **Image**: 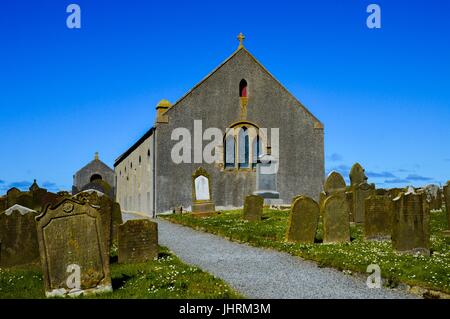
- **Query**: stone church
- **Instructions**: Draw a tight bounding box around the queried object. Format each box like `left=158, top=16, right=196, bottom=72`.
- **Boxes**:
left=114, top=34, right=324, bottom=217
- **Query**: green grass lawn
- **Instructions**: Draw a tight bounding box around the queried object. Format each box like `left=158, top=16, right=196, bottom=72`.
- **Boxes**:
left=0, top=247, right=242, bottom=299
left=163, top=208, right=450, bottom=294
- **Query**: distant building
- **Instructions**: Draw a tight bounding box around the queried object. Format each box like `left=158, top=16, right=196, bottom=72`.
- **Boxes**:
left=115, top=34, right=324, bottom=217
left=72, top=152, right=115, bottom=195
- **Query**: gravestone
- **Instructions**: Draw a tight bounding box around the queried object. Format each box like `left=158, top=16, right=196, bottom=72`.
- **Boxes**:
left=118, top=219, right=158, bottom=264
left=392, top=192, right=430, bottom=256
left=321, top=194, right=350, bottom=243
left=286, top=196, right=319, bottom=243
left=323, top=171, right=346, bottom=196
left=353, top=182, right=375, bottom=224
left=192, top=167, right=216, bottom=214
left=346, top=191, right=354, bottom=222
left=376, top=189, right=388, bottom=196
left=349, top=163, right=367, bottom=187
left=6, top=187, right=21, bottom=208
left=253, top=154, right=281, bottom=204
left=387, top=188, right=403, bottom=200
left=0, top=197, right=6, bottom=211
left=74, top=190, right=113, bottom=251
left=364, top=195, right=392, bottom=240
left=422, top=184, right=442, bottom=211
left=0, top=205, right=39, bottom=267
left=444, top=182, right=450, bottom=232
left=35, top=198, right=112, bottom=297
left=243, top=195, right=264, bottom=222
left=111, top=202, right=123, bottom=244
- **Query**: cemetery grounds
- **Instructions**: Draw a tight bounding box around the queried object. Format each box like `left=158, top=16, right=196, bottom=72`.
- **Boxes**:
left=0, top=246, right=242, bottom=299
left=163, top=207, right=450, bottom=296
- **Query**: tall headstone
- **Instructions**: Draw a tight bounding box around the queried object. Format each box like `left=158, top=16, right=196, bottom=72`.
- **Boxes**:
left=118, top=219, right=158, bottom=264
left=323, top=171, right=346, bottom=196
left=243, top=195, right=264, bottom=222
left=444, top=181, right=450, bottom=232
left=35, top=198, right=112, bottom=297
left=192, top=167, right=216, bottom=214
left=349, top=163, right=367, bottom=187
left=392, top=192, right=430, bottom=256
left=353, top=182, right=375, bottom=224
left=0, top=205, right=39, bottom=267
left=286, top=196, right=319, bottom=243
left=253, top=154, right=281, bottom=204
left=364, top=195, right=392, bottom=240
left=321, top=195, right=350, bottom=243
left=74, top=190, right=113, bottom=251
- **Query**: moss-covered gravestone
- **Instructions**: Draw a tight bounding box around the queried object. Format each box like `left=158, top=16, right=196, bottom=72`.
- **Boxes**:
left=243, top=195, right=264, bottom=222
left=118, top=219, right=158, bottom=264
left=443, top=182, right=450, bottom=233
left=286, top=196, right=319, bottom=243
left=349, top=163, right=367, bottom=186
left=353, top=182, right=375, bottom=224
left=36, top=198, right=112, bottom=297
left=321, top=194, right=350, bottom=243
left=323, top=171, right=346, bottom=196
left=392, top=192, right=430, bottom=256
left=364, top=195, right=392, bottom=240
left=0, top=205, right=39, bottom=267
left=74, top=190, right=113, bottom=251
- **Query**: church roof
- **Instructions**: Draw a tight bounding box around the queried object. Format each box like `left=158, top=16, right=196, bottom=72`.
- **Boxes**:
left=114, top=38, right=323, bottom=166
left=75, top=154, right=114, bottom=176
left=163, top=45, right=323, bottom=128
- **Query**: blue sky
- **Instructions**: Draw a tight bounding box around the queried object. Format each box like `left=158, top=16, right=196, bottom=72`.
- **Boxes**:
left=0, top=0, right=449, bottom=193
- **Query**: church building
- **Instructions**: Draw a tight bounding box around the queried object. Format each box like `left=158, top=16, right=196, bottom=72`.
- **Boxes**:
left=114, top=34, right=324, bottom=217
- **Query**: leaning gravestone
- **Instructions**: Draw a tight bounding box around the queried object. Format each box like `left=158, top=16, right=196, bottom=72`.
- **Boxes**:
left=353, top=182, right=375, bottom=224
left=286, top=196, right=319, bottom=243
left=243, top=195, right=264, bottom=222
left=321, top=194, right=350, bottom=243
left=0, top=205, right=39, bottom=267
left=35, top=198, right=112, bottom=297
left=364, top=195, right=392, bottom=240
left=392, top=192, right=430, bottom=256
left=118, top=219, right=158, bottom=264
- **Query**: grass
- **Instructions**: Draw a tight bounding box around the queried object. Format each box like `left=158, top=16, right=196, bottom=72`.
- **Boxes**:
left=0, top=247, right=242, bottom=299
left=163, top=208, right=450, bottom=294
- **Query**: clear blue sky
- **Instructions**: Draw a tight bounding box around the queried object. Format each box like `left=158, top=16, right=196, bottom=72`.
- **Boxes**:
left=0, top=0, right=449, bottom=193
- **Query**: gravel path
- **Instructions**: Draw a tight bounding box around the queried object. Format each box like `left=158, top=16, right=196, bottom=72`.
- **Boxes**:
left=123, top=213, right=417, bottom=299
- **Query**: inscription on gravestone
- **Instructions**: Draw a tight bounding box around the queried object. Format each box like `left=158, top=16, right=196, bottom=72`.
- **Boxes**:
left=36, top=198, right=112, bottom=297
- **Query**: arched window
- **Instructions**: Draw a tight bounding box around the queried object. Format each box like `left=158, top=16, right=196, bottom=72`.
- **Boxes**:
left=224, top=134, right=236, bottom=168
left=239, top=79, right=247, bottom=97
left=90, top=174, right=102, bottom=182
left=238, top=127, right=249, bottom=168
left=147, top=149, right=150, bottom=157
left=252, top=136, right=262, bottom=168
left=139, top=156, right=142, bottom=165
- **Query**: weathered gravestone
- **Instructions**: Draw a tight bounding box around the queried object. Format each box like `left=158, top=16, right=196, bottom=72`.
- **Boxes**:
left=0, top=197, right=6, bottom=211
left=364, top=195, right=392, bottom=240
left=286, top=196, right=319, bottom=243
left=0, top=205, right=39, bottom=267
left=118, top=219, right=158, bottom=264
left=444, top=182, right=450, bottom=234
left=243, top=195, right=264, bottom=222
left=74, top=190, right=114, bottom=251
left=422, top=184, right=442, bottom=211
left=35, top=198, right=112, bottom=297
left=346, top=191, right=354, bottom=222
left=321, top=194, right=350, bottom=243
left=6, top=187, right=21, bottom=208
left=349, top=163, right=367, bottom=186
left=353, top=182, right=375, bottom=224
left=392, top=192, right=430, bottom=256
left=323, top=171, right=347, bottom=196
left=111, top=202, right=123, bottom=244
left=192, top=167, right=216, bottom=214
